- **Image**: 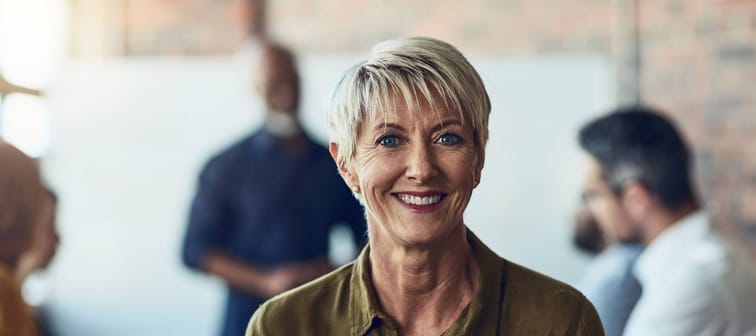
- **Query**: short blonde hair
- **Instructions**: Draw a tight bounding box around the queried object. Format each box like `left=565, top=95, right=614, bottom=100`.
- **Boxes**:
left=326, top=37, right=491, bottom=165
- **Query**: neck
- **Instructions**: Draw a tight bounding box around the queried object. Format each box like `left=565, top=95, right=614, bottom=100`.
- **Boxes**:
left=643, top=201, right=700, bottom=245
left=263, top=109, right=301, bottom=143
left=368, top=223, right=479, bottom=335
left=278, top=131, right=308, bottom=153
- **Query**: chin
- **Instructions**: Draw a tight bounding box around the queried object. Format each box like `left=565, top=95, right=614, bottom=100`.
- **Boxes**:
left=395, top=222, right=461, bottom=247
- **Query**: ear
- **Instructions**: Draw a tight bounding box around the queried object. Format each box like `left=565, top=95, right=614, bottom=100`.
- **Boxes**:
left=329, top=142, right=359, bottom=188
left=473, top=149, right=485, bottom=188
left=620, top=181, right=652, bottom=221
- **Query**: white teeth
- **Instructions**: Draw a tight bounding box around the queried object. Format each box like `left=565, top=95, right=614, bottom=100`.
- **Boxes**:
left=398, top=194, right=442, bottom=206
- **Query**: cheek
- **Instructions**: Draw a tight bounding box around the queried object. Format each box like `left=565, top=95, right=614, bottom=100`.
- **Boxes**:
left=444, top=150, right=480, bottom=185
left=354, top=149, right=402, bottom=192
left=593, top=201, right=628, bottom=231
left=587, top=202, right=613, bottom=227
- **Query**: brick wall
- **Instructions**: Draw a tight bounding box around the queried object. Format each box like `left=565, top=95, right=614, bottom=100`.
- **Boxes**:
left=266, top=0, right=615, bottom=55
left=636, top=0, right=755, bottom=250
left=71, top=0, right=617, bottom=57
left=69, top=0, right=755, bottom=250
left=124, top=0, right=243, bottom=55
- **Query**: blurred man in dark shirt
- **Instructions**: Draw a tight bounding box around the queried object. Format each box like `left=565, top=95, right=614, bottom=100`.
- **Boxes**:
left=182, top=42, right=366, bottom=336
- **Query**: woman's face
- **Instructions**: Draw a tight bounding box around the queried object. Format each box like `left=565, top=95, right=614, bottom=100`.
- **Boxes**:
left=339, top=93, right=483, bottom=247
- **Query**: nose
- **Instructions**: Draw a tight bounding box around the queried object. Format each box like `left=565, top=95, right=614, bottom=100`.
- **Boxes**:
left=405, top=143, right=439, bottom=183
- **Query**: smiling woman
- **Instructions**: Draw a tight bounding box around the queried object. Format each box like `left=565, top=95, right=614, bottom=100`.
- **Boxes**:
left=347, top=96, right=480, bottom=250
left=245, top=37, right=605, bottom=336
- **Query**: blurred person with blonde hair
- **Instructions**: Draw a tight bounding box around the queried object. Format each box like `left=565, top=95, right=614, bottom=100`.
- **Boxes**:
left=246, top=37, right=603, bottom=335
left=0, top=141, right=46, bottom=336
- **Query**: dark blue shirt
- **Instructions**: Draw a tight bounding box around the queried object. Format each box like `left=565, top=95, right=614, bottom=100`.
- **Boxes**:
left=182, top=129, right=366, bottom=336
left=577, top=243, right=643, bottom=336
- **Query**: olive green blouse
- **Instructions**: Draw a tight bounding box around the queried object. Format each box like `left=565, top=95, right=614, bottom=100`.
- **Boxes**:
left=246, top=231, right=604, bottom=335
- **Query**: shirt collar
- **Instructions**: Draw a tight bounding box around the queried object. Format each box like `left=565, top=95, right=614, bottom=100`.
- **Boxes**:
left=448, top=230, right=504, bottom=335
left=634, top=210, right=710, bottom=286
left=349, top=244, right=383, bottom=335
left=348, top=229, right=504, bottom=335
left=250, top=128, right=281, bottom=154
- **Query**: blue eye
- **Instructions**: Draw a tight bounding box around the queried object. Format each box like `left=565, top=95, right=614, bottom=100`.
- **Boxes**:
left=437, top=133, right=462, bottom=145
left=378, top=135, right=401, bottom=147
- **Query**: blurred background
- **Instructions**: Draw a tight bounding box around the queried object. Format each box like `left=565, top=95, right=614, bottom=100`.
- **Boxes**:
left=0, top=0, right=753, bottom=335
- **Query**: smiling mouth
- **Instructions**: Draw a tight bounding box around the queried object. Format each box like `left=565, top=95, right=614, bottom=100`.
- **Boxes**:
left=393, top=192, right=447, bottom=208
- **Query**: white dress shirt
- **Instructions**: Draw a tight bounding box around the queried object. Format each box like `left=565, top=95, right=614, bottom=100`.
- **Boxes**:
left=624, top=211, right=756, bottom=336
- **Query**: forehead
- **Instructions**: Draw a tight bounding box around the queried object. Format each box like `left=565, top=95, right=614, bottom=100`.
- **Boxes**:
left=580, top=153, right=610, bottom=192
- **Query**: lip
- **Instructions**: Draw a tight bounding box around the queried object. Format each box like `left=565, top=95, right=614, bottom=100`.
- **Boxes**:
left=392, top=191, right=447, bottom=213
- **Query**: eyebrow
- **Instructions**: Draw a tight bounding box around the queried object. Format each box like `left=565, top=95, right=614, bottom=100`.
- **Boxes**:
left=373, top=122, right=405, bottom=132
left=373, top=119, right=463, bottom=133
left=431, top=119, right=462, bottom=133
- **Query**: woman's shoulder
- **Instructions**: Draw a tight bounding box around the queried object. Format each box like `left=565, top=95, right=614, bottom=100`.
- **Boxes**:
left=245, top=262, right=356, bottom=336
left=500, top=258, right=593, bottom=312
left=470, top=231, right=589, bottom=306
left=497, top=258, right=604, bottom=335
left=502, top=258, right=584, bottom=298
